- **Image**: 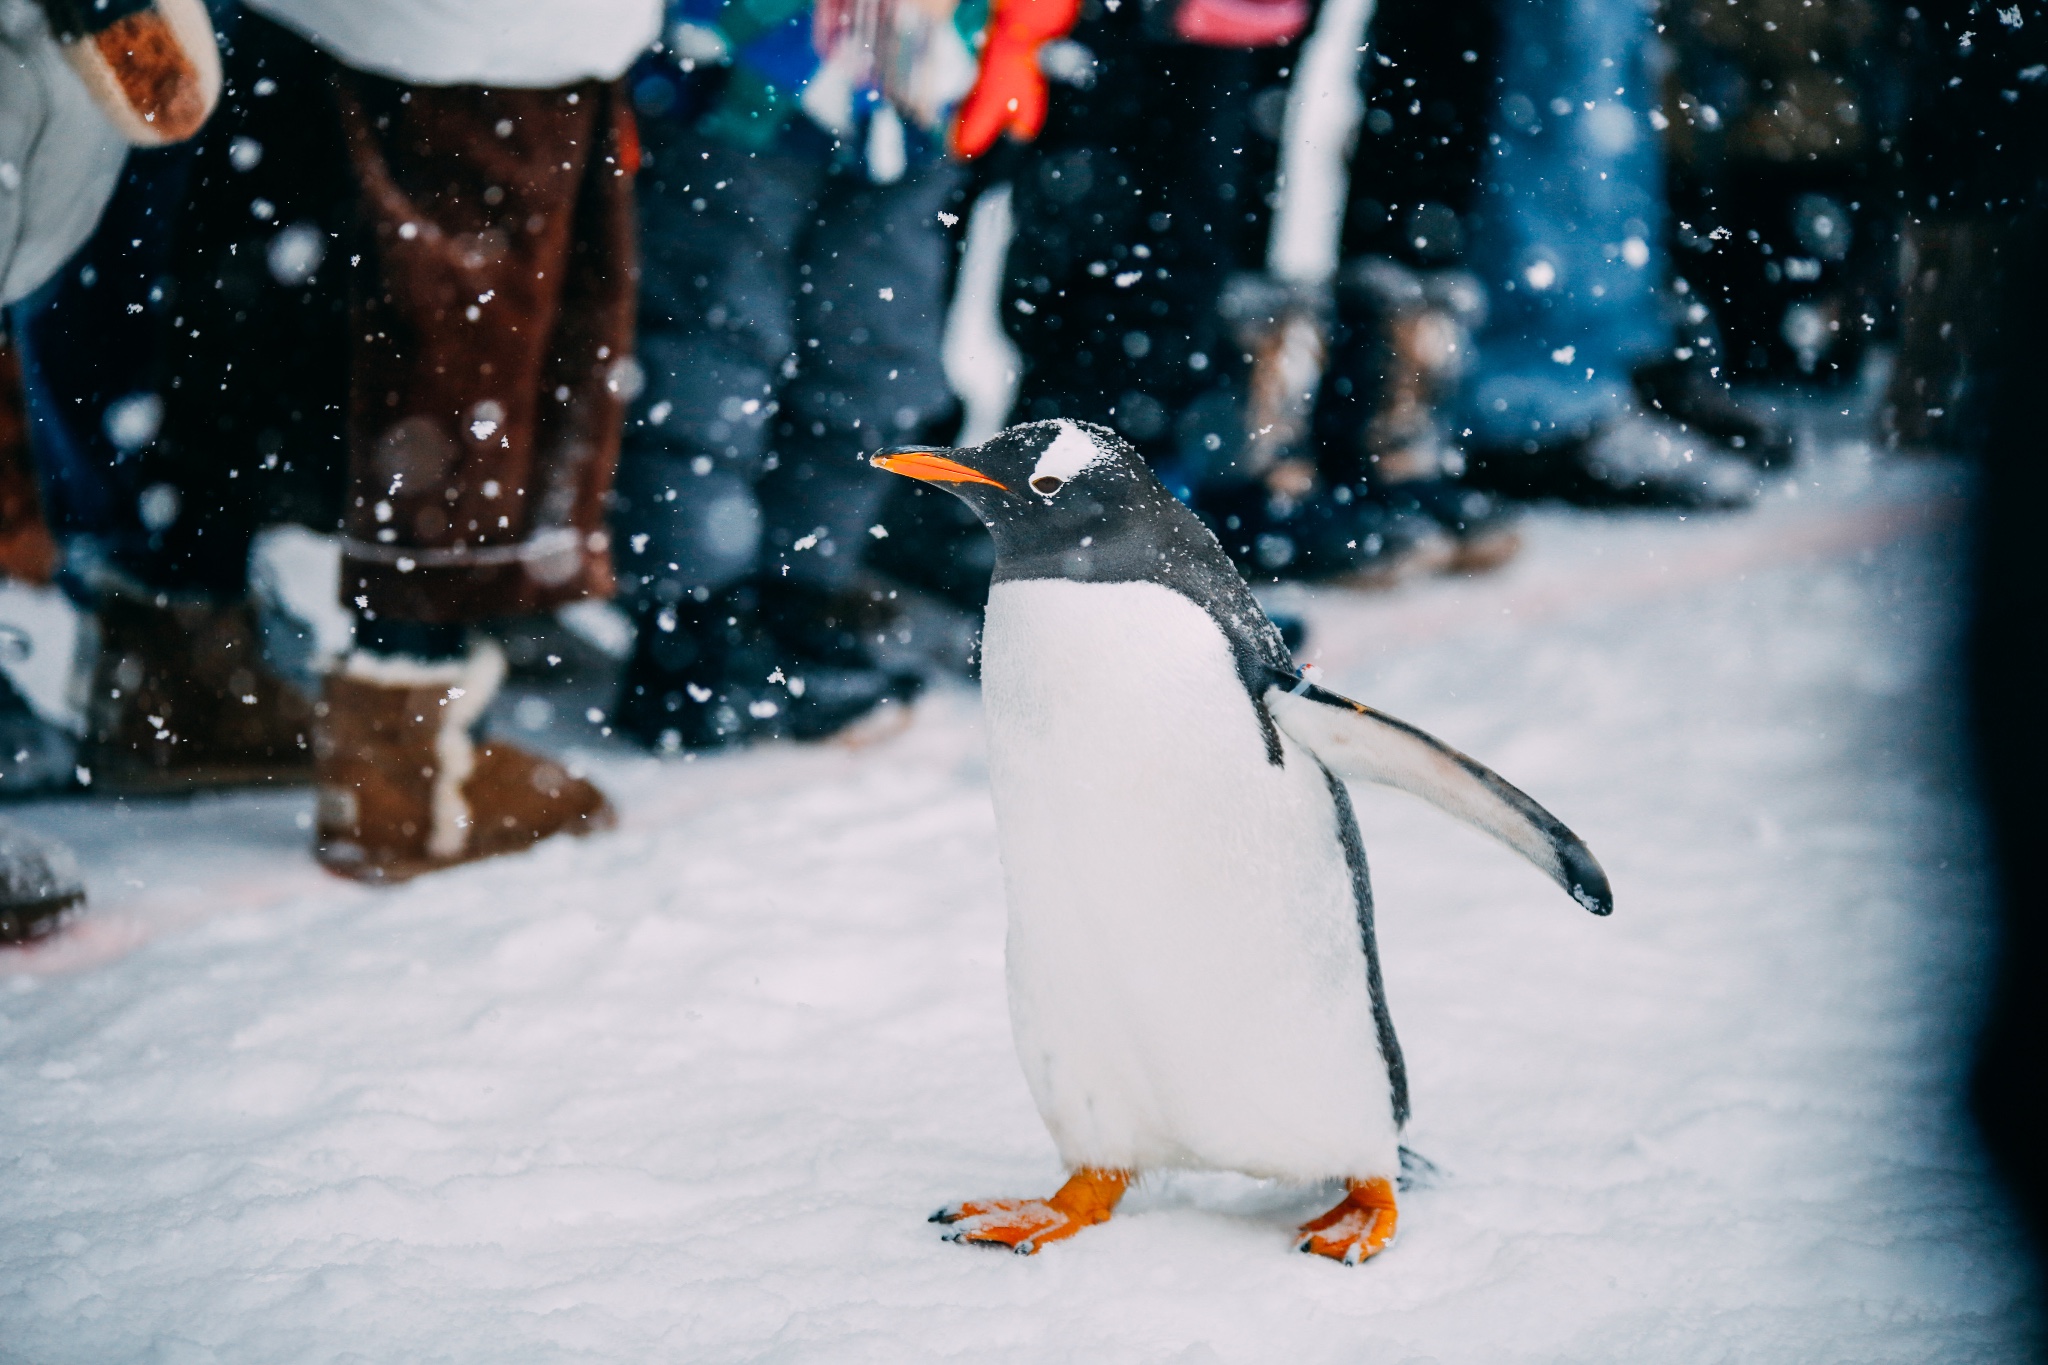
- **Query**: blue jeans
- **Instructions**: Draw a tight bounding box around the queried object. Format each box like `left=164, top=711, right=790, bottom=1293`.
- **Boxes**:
left=612, top=123, right=963, bottom=606
left=1459, top=0, right=1671, bottom=448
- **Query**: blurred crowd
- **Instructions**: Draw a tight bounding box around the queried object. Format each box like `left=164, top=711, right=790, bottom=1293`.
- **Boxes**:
left=0, top=0, right=2039, bottom=923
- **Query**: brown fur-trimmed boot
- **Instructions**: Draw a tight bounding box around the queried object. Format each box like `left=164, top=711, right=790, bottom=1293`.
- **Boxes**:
left=313, top=642, right=614, bottom=883
left=82, top=588, right=317, bottom=793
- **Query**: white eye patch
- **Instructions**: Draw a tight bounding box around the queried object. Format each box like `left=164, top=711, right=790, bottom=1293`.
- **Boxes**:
left=1029, top=421, right=1106, bottom=496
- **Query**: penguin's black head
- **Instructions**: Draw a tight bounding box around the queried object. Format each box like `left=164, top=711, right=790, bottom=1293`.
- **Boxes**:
left=874, top=418, right=1295, bottom=673
left=871, top=420, right=1183, bottom=578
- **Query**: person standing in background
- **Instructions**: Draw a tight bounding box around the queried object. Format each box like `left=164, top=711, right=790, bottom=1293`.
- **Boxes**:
left=12, top=8, right=354, bottom=801
left=985, top=0, right=1378, bottom=581
left=1452, top=0, right=1783, bottom=508
left=1308, top=0, right=1523, bottom=579
left=609, top=0, right=976, bottom=750
left=216, top=0, right=661, bottom=880
left=1, top=0, right=220, bottom=936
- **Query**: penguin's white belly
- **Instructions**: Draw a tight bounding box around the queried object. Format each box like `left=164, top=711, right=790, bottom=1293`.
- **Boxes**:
left=981, top=578, right=1399, bottom=1182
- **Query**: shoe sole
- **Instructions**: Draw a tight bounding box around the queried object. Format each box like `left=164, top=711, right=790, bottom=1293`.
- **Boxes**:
left=1446, top=527, right=1524, bottom=576
left=1330, top=533, right=1460, bottom=591
left=315, top=799, right=619, bottom=885
left=0, top=889, right=86, bottom=946
left=77, top=761, right=314, bottom=797
left=829, top=695, right=918, bottom=751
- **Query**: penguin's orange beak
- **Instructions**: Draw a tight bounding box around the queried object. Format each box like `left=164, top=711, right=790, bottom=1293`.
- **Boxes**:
left=870, top=447, right=1009, bottom=491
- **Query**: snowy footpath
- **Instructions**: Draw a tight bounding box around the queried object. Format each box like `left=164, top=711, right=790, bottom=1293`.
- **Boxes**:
left=0, top=445, right=2038, bottom=1363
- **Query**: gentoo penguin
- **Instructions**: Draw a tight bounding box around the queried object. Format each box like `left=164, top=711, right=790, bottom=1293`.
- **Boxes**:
left=872, top=420, right=1610, bottom=1264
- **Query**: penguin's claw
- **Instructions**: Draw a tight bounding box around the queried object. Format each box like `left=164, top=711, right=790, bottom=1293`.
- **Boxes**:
left=1296, top=1177, right=1398, bottom=1266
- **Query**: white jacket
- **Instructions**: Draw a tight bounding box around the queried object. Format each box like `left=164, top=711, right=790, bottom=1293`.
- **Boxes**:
left=0, top=0, right=125, bottom=306
left=241, top=0, right=663, bottom=88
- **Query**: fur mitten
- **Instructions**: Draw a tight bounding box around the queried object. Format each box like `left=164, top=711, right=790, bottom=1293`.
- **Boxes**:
left=36, top=0, right=220, bottom=144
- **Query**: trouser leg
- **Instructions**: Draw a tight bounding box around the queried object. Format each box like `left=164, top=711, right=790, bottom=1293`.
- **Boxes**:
left=761, top=155, right=966, bottom=592
left=1002, top=12, right=1291, bottom=482
left=612, top=136, right=936, bottom=749
left=334, top=70, right=635, bottom=624
left=1314, top=0, right=1499, bottom=487
left=612, top=131, right=812, bottom=610
left=0, top=343, right=57, bottom=584
left=132, top=12, right=355, bottom=597
left=60, top=19, right=357, bottom=793
left=315, top=71, right=632, bottom=875
left=1458, top=0, right=1671, bottom=448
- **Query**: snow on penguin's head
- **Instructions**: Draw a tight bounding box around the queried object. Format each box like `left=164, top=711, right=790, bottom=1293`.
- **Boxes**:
left=1027, top=421, right=1113, bottom=494
left=869, top=420, right=1192, bottom=577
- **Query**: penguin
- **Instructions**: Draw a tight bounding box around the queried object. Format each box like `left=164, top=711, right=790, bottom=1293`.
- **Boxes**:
left=871, top=420, right=1611, bottom=1264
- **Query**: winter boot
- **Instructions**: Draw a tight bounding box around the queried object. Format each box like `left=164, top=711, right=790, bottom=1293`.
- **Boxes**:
left=616, top=582, right=921, bottom=752
left=0, top=663, right=77, bottom=794
left=0, top=819, right=85, bottom=944
left=1342, top=259, right=1483, bottom=486
left=312, top=641, right=614, bottom=883
left=81, top=587, right=317, bottom=793
left=1195, top=477, right=1443, bottom=584
left=1633, top=357, right=1795, bottom=466
left=1374, top=477, right=1522, bottom=576
left=1338, top=258, right=1522, bottom=575
left=1469, top=410, right=1760, bottom=510
left=1226, top=274, right=1329, bottom=481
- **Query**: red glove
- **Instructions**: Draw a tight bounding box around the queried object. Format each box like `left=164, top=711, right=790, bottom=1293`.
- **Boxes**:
left=949, top=0, right=1081, bottom=160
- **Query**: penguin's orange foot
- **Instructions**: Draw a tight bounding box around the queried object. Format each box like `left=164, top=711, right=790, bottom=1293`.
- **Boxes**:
left=1296, top=1176, right=1398, bottom=1265
left=931, top=1167, right=1129, bottom=1255
left=932, top=1197, right=1082, bottom=1253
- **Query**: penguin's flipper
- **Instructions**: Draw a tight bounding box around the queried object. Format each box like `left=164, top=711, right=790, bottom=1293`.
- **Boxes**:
left=1263, top=677, right=1612, bottom=915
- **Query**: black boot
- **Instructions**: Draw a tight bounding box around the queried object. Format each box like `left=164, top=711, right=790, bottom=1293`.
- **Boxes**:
left=0, top=820, right=85, bottom=944
left=0, top=652, right=79, bottom=795
left=1193, top=479, right=1439, bottom=584
left=1633, top=357, right=1796, bottom=467
left=1372, top=477, right=1523, bottom=575
left=616, top=581, right=920, bottom=752
left=865, top=478, right=996, bottom=614
left=1467, top=410, right=1761, bottom=511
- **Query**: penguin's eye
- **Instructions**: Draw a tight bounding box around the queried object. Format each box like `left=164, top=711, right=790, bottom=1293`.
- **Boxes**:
left=1030, top=475, right=1065, bottom=496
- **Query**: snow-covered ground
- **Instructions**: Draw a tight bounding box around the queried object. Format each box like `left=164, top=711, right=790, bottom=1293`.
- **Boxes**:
left=0, top=442, right=2037, bottom=1362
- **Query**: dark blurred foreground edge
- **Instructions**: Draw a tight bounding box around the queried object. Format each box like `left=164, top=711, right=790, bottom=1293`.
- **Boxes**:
left=1973, top=201, right=2048, bottom=1351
